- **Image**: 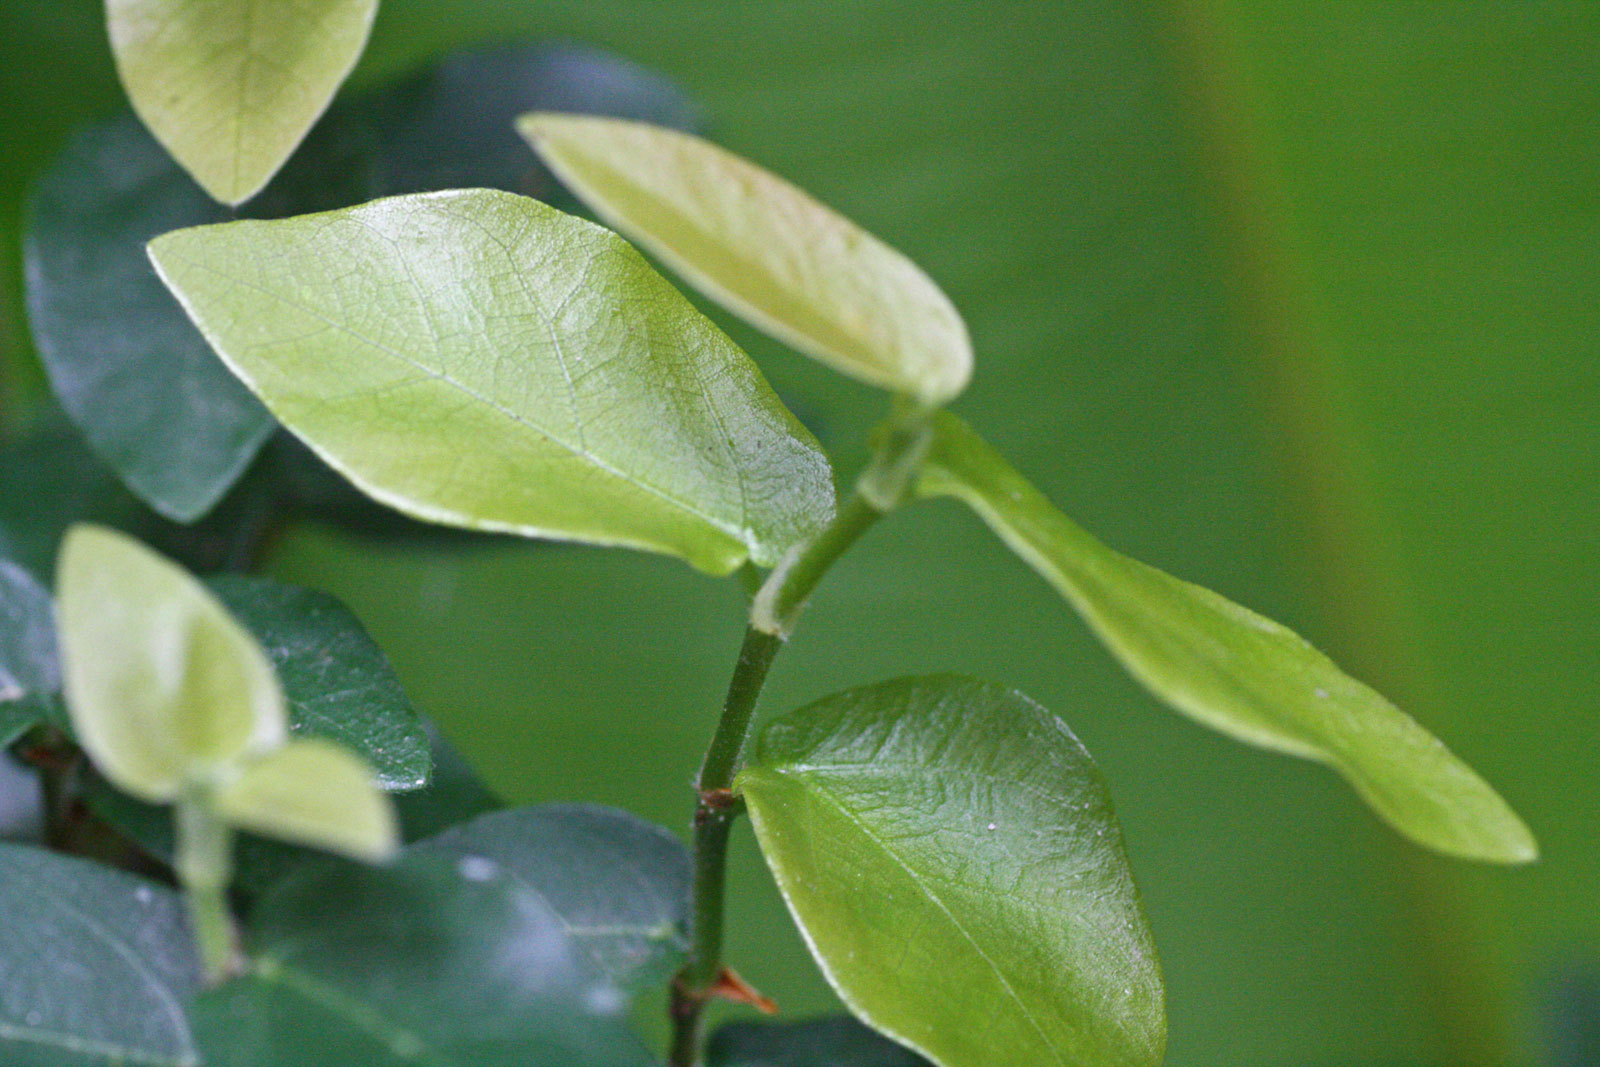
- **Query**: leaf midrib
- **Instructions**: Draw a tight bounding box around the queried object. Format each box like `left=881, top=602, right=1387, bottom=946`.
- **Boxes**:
left=769, top=764, right=1071, bottom=1067
left=157, top=241, right=752, bottom=551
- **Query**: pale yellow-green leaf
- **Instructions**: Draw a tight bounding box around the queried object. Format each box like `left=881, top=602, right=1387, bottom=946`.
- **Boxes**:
left=107, top=0, right=379, bottom=205
left=55, top=524, right=286, bottom=801
left=519, top=114, right=972, bottom=405
left=215, top=738, right=398, bottom=862
left=918, top=414, right=1537, bottom=864
left=148, top=189, right=835, bottom=574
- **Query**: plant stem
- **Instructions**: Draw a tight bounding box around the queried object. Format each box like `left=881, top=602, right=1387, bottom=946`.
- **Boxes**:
left=668, top=410, right=933, bottom=1066
left=669, top=495, right=885, bottom=1066
left=176, top=796, right=238, bottom=984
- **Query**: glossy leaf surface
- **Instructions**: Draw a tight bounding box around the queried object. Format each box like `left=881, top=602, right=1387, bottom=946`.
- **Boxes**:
left=0, top=560, right=57, bottom=708
left=55, top=525, right=285, bottom=800
left=0, top=843, right=202, bottom=1065
left=209, top=575, right=429, bottom=791
left=107, top=0, right=378, bottom=205
left=415, top=803, right=690, bottom=991
left=189, top=852, right=653, bottom=1066
left=149, top=189, right=835, bottom=574
left=918, top=413, right=1536, bottom=864
left=214, top=738, right=397, bottom=862
left=709, top=1017, right=933, bottom=1067
left=519, top=114, right=971, bottom=404
left=740, top=675, right=1165, bottom=1067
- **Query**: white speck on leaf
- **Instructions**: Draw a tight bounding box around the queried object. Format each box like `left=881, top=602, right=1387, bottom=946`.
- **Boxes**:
left=457, top=855, right=498, bottom=882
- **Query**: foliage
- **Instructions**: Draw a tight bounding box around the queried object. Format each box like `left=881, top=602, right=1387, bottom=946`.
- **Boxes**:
left=0, top=6, right=1541, bottom=1067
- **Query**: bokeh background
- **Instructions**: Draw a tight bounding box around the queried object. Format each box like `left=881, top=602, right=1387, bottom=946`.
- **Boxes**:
left=2, top=3, right=1595, bottom=1065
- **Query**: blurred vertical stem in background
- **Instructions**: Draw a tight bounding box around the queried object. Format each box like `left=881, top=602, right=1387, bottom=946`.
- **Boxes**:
left=1158, top=2, right=1515, bottom=1062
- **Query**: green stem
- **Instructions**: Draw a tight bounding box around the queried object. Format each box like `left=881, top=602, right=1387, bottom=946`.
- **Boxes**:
left=751, top=492, right=884, bottom=639
left=667, top=408, right=934, bottom=1066
left=176, top=796, right=238, bottom=985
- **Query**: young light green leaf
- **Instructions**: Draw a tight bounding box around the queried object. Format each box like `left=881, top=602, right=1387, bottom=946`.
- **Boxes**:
left=55, top=524, right=286, bottom=801
left=739, top=675, right=1165, bottom=1067
left=189, top=852, right=653, bottom=1067
left=518, top=114, right=972, bottom=404
left=0, top=842, right=203, bottom=1066
left=415, top=803, right=691, bottom=992
left=149, top=189, right=835, bottom=574
left=209, top=575, right=431, bottom=791
left=214, top=738, right=398, bottom=863
left=918, top=413, right=1538, bottom=864
left=107, top=0, right=379, bottom=206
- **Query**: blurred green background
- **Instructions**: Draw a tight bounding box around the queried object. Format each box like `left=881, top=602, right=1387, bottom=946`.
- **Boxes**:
left=2, top=2, right=1595, bottom=1064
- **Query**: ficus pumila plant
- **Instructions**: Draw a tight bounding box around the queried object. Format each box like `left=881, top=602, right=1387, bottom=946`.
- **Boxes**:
left=0, top=5, right=1536, bottom=1067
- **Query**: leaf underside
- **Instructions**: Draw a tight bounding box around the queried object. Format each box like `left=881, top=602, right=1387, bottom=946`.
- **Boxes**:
left=107, top=0, right=379, bottom=206
left=917, top=412, right=1536, bottom=863
left=519, top=114, right=972, bottom=404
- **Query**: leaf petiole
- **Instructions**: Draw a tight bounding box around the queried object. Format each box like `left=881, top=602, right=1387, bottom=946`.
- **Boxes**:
left=175, top=793, right=238, bottom=985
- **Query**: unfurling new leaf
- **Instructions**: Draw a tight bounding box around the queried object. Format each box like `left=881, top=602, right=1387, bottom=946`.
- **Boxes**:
left=55, top=525, right=398, bottom=862
left=56, top=524, right=286, bottom=800
left=917, top=412, right=1537, bottom=864
left=739, top=675, right=1165, bottom=1067
left=519, top=114, right=972, bottom=405
left=148, top=189, right=836, bottom=575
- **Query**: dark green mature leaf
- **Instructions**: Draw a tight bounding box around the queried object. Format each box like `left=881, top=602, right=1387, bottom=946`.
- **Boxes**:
left=0, top=428, right=146, bottom=580
left=367, top=43, right=699, bottom=200
left=188, top=852, right=654, bottom=1067
left=25, top=115, right=278, bottom=522
left=0, top=842, right=202, bottom=1065
left=917, top=413, right=1537, bottom=864
left=415, top=803, right=690, bottom=992
left=208, top=575, right=430, bottom=791
left=519, top=115, right=972, bottom=404
left=150, top=190, right=836, bottom=574
left=739, top=675, right=1164, bottom=1067
left=708, top=1017, right=933, bottom=1067
left=0, top=560, right=56, bottom=708
left=107, top=0, right=377, bottom=206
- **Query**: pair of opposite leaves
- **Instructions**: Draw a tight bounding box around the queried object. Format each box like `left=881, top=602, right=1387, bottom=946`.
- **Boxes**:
left=55, top=524, right=397, bottom=862
left=144, top=113, right=1533, bottom=1067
